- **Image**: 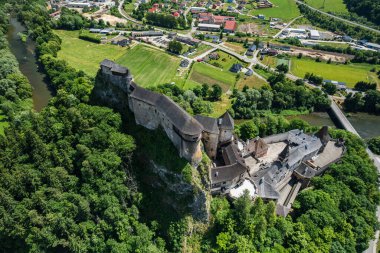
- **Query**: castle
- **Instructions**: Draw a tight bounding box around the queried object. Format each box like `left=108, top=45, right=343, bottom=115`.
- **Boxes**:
left=100, top=59, right=234, bottom=165
left=99, top=60, right=345, bottom=216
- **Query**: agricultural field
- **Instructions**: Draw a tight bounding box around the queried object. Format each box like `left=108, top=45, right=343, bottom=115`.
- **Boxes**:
left=187, top=62, right=237, bottom=92
left=248, top=0, right=301, bottom=21
left=290, top=57, right=380, bottom=87
left=116, top=45, right=183, bottom=87
left=55, top=30, right=128, bottom=76
left=304, top=0, right=349, bottom=13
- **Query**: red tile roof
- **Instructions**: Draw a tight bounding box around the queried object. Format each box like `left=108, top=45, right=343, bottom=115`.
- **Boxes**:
left=224, top=20, right=237, bottom=31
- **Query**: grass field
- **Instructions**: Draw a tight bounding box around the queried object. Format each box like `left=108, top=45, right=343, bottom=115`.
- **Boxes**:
left=290, top=57, right=380, bottom=87
left=236, top=74, right=268, bottom=90
left=304, top=0, right=349, bottom=13
left=187, top=63, right=237, bottom=92
left=223, top=42, right=246, bottom=55
left=116, top=45, right=182, bottom=87
left=249, top=0, right=301, bottom=21
left=208, top=51, right=247, bottom=71
left=55, top=30, right=184, bottom=87
left=55, top=30, right=128, bottom=76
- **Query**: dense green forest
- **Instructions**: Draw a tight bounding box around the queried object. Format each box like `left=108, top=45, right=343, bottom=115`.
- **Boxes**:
left=0, top=0, right=379, bottom=252
left=343, top=0, right=380, bottom=26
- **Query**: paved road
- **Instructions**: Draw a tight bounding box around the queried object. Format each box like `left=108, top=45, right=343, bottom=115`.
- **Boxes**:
left=296, top=0, right=380, bottom=34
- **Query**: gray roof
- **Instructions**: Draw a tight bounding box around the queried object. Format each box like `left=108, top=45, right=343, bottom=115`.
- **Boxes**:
left=130, top=86, right=203, bottom=136
left=219, top=112, right=234, bottom=130
left=195, top=115, right=219, bottom=134
left=101, top=59, right=129, bottom=75
left=211, top=163, right=247, bottom=184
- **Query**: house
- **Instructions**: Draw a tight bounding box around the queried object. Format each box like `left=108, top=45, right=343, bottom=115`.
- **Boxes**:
left=89, top=28, right=101, bottom=33
left=230, top=63, right=243, bottom=73
left=173, top=11, right=180, bottom=18
left=223, top=20, right=237, bottom=33
left=246, top=44, right=256, bottom=56
left=245, top=69, right=253, bottom=76
left=257, top=0, right=273, bottom=8
left=112, top=38, right=131, bottom=47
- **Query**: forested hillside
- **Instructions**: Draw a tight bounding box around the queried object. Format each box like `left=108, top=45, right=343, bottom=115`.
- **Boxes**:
left=0, top=0, right=379, bottom=252
left=344, top=0, right=380, bottom=26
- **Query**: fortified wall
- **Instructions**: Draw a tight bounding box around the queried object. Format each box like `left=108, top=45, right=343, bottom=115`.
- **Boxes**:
left=99, top=59, right=234, bottom=166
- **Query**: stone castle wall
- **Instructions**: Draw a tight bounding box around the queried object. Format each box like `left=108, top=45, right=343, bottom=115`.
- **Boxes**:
left=100, top=62, right=203, bottom=165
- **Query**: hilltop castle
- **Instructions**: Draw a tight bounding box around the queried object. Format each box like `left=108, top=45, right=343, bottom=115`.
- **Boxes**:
left=100, top=59, right=235, bottom=165
left=99, top=60, right=345, bottom=216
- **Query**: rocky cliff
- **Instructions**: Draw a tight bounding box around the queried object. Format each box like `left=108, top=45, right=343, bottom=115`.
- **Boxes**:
left=91, top=71, right=210, bottom=223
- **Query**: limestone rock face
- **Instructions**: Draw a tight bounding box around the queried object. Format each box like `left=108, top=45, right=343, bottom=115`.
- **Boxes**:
left=149, top=161, right=210, bottom=222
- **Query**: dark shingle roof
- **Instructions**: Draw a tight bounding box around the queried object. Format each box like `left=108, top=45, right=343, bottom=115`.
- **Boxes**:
left=211, top=163, right=247, bottom=184
left=219, top=112, right=234, bottom=130
left=100, top=59, right=114, bottom=68
left=195, top=115, right=219, bottom=134
left=101, top=59, right=129, bottom=74
left=130, top=86, right=203, bottom=136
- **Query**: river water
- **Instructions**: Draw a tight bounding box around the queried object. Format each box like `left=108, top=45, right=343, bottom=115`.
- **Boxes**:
left=288, top=112, right=380, bottom=139
left=6, top=17, right=52, bottom=111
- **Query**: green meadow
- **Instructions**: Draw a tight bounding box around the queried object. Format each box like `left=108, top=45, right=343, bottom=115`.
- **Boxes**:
left=290, top=57, right=380, bottom=87
left=55, top=30, right=127, bottom=76
left=304, top=0, right=349, bottom=13
left=55, top=30, right=183, bottom=87
left=116, top=45, right=182, bottom=87
left=187, top=63, right=237, bottom=92
left=249, top=0, right=301, bottom=21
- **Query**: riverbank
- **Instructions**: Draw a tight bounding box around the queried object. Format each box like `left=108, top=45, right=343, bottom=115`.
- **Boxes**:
left=6, top=17, right=52, bottom=111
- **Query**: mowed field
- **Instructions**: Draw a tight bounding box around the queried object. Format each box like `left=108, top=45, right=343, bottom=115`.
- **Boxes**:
left=55, top=30, right=183, bottom=87
left=187, top=63, right=237, bottom=92
left=290, top=57, right=380, bottom=87
left=249, top=0, right=301, bottom=21
left=304, top=0, right=349, bottom=13
left=116, top=45, right=182, bottom=87
left=55, top=30, right=127, bottom=76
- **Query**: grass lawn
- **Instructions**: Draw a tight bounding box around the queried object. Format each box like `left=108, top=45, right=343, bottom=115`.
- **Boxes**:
left=236, top=74, right=268, bottom=90
left=261, top=55, right=277, bottom=67
left=249, top=0, right=301, bottom=21
left=116, top=44, right=183, bottom=87
left=188, top=63, right=237, bottom=92
left=304, top=0, right=349, bottom=13
left=315, top=42, right=350, bottom=49
left=55, top=30, right=184, bottom=87
left=290, top=57, right=380, bottom=88
left=208, top=50, right=248, bottom=71
left=55, top=30, right=128, bottom=76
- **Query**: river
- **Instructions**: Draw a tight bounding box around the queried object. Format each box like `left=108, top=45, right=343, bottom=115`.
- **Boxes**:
left=6, top=17, right=52, bottom=111
left=288, top=111, right=380, bottom=139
